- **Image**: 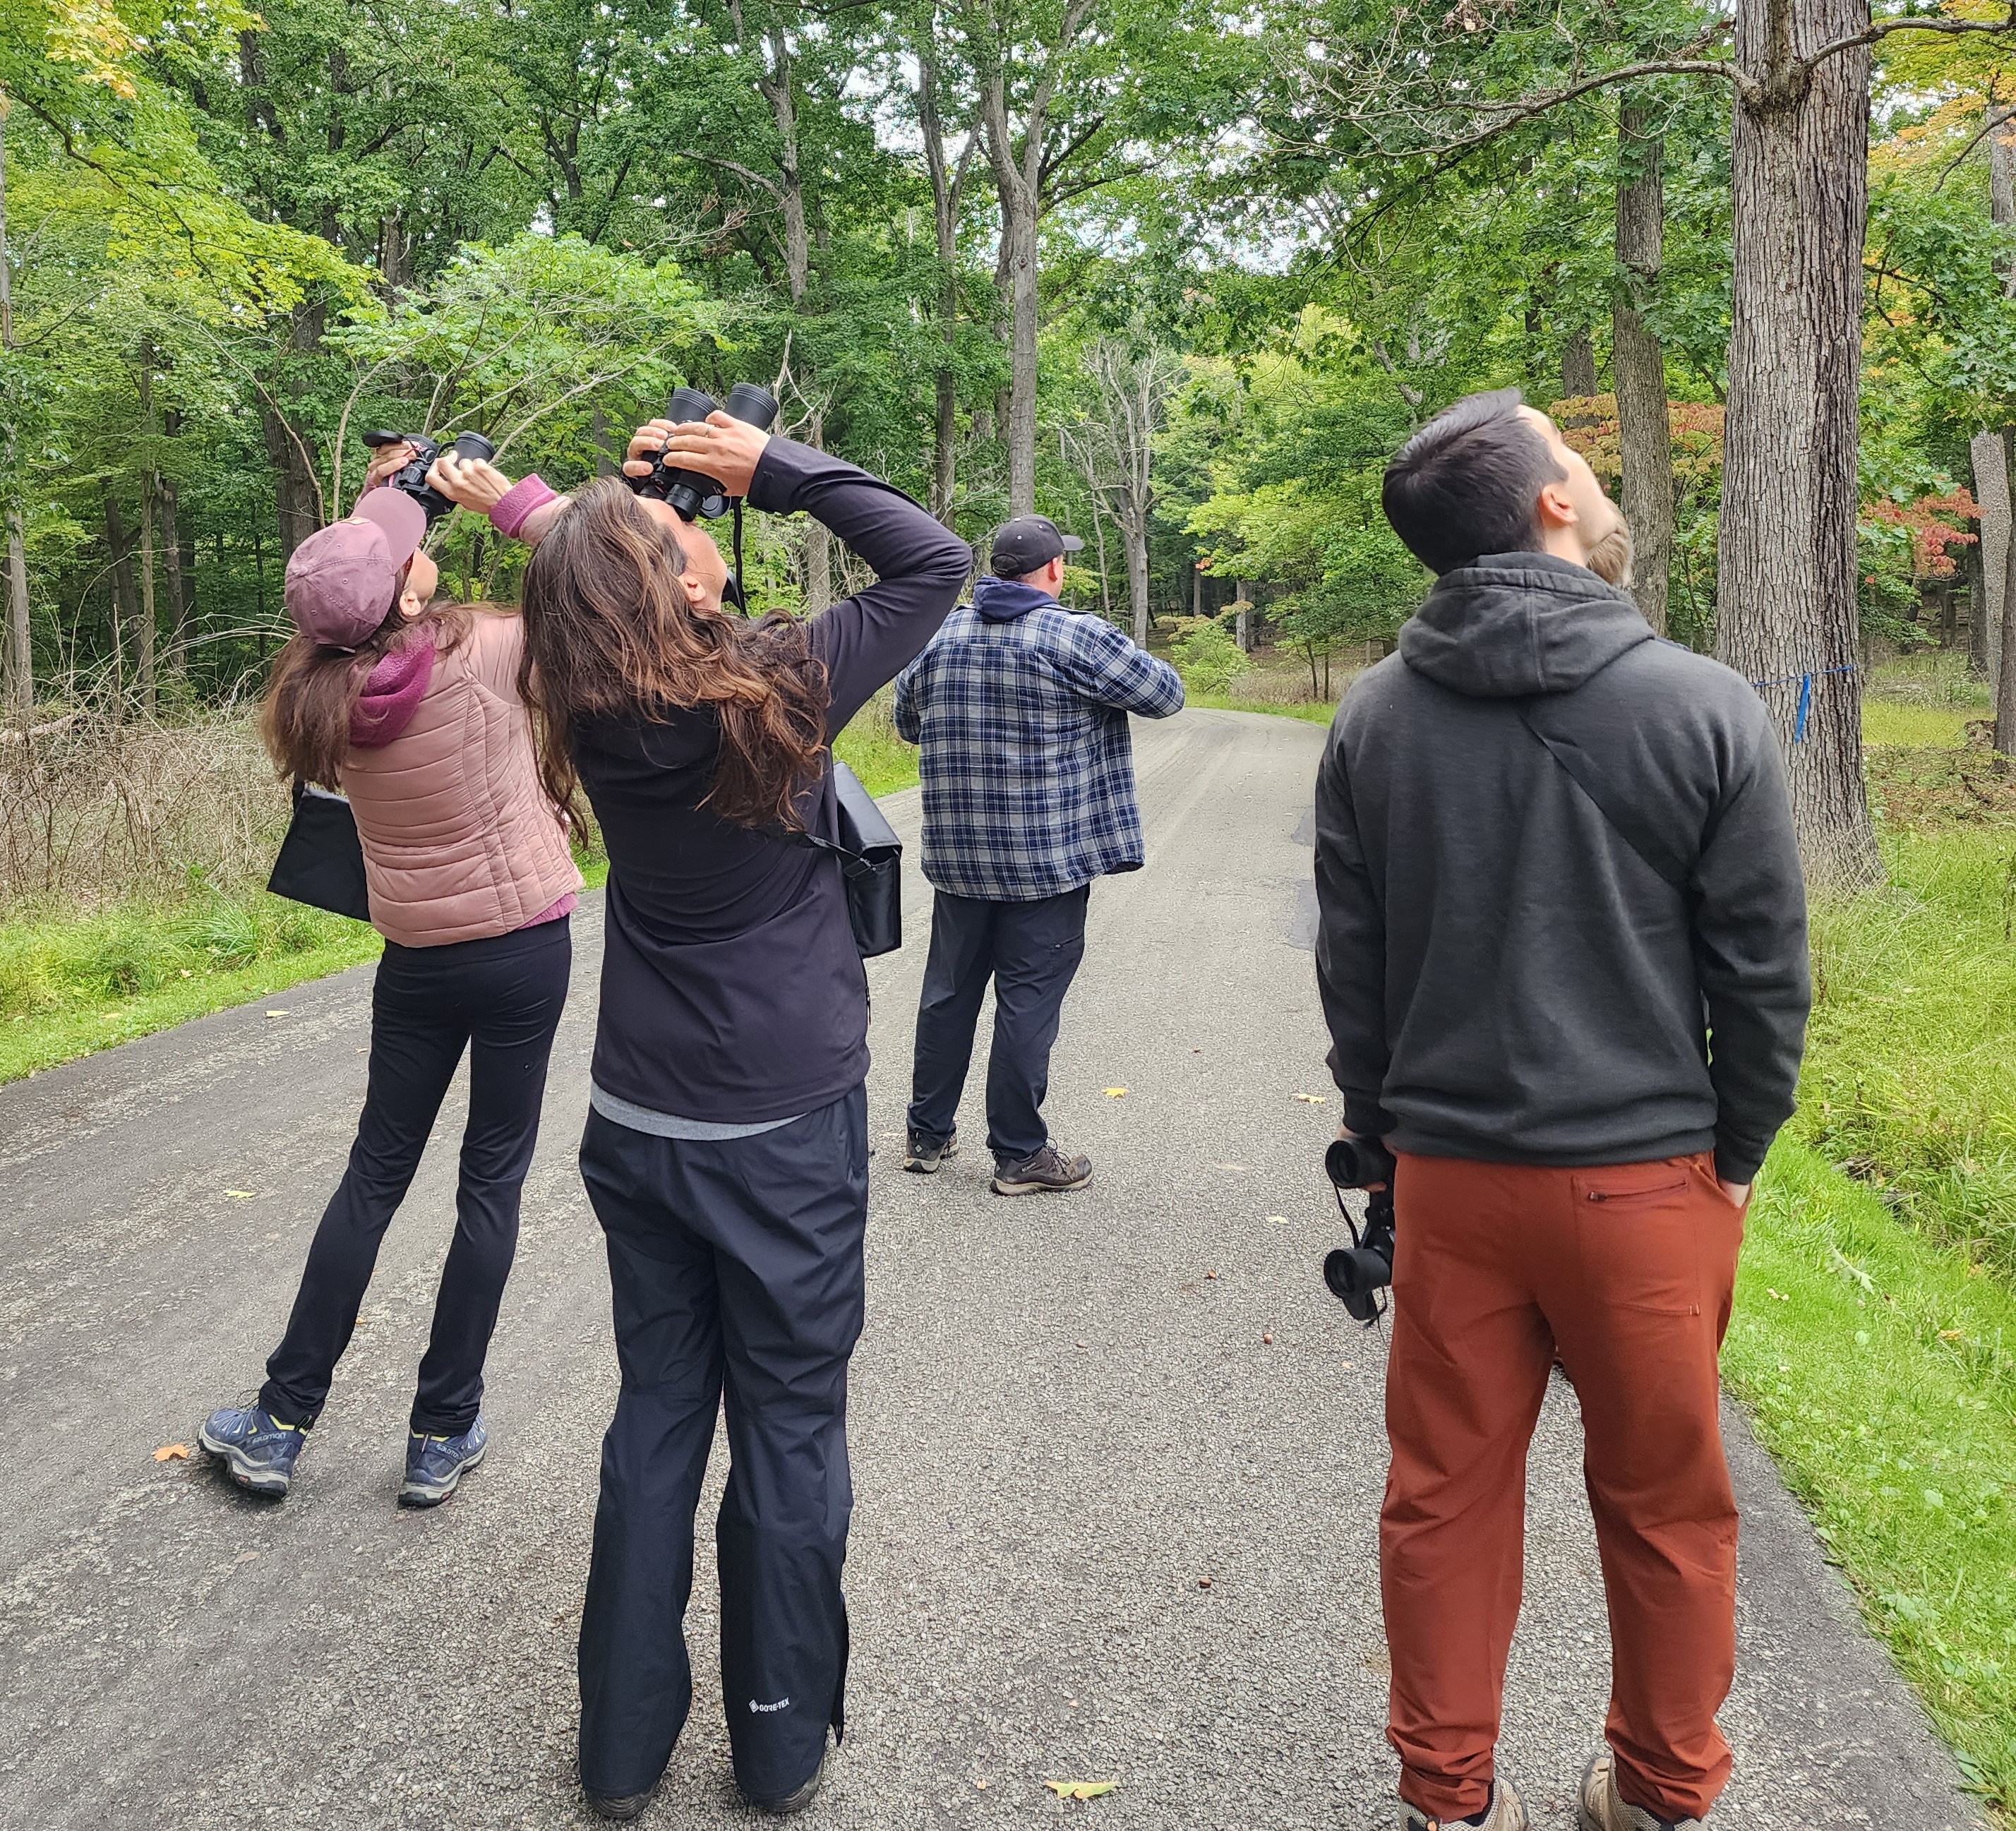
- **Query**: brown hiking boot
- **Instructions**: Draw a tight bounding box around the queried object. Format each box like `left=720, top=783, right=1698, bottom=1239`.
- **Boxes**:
left=1577, top=1748, right=1700, bottom=1831
left=990, top=1142, right=1093, bottom=1195
left=1401, top=1776, right=1528, bottom=1830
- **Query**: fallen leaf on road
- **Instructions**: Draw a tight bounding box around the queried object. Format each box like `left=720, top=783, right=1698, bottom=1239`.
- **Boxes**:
left=1266, top=1214, right=1289, bottom=1225
left=1102, top=1086, right=1129, bottom=1098
left=1293, top=1093, right=1327, bottom=1104
left=153, top=1443, right=190, bottom=1462
left=224, top=1191, right=254, bottom=1199
left=264, top=1010, right=289, bottom=1019
left=1214, top=1162, right=1247, bottom=1171
left=1262, top=1331, right=1275, bottom=1344
left=974, top=1778, right=989, bottom=1790
left=1196, top=1577, right=1212, bottom=1588
left=1044, top=1781, right=1119, bottom=1801
left=1205, top=1269, right=1218, bottom=1280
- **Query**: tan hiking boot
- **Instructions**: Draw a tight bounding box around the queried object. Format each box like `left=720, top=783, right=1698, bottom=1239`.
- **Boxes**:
left=1577, top=1748, right=1701, bottom=1831
left=1400, top=1776, right=1528, bottom=1830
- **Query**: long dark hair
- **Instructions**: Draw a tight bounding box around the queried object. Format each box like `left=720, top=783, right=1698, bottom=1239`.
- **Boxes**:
left=260, top=596, right=472, bottom=788
left=517, top=478, right=829, bottom=829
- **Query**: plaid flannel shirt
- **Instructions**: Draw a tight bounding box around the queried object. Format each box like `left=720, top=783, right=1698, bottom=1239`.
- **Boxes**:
left=894, top=601, right=1185, bottom=901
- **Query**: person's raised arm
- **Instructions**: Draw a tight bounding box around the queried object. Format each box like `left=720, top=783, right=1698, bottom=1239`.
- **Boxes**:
left=1690, top=707, right=1811, bottom=1197
left=425, top=451, right=573, bottom=546
left=1314, top=728, right=1394, bottom=1140
left=662, top=424, right=969, bottom=736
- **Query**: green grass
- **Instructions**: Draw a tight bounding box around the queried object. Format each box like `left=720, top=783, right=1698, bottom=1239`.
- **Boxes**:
left=1187, top=691, right=1338, bottom=724
left=1725, top=1141, right=2016, bottom=1809
left=833, top=714, right=920, bottom=796
left=1864, top=700, right=1977, bottom=749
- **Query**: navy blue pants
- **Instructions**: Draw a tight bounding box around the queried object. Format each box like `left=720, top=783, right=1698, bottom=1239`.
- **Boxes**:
left=575, top=1087, right=867, bottom=1803
left=906, top=885, right=1089, bottom=1162
left=260, top=917, right=571, bottom=1434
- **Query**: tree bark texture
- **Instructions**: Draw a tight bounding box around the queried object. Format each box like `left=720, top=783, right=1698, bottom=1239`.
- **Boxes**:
left=1976, top=430, right=2010, bottom=685
left=1998, top=431, right=2016, bottom=755
left=918, top=39, right=973, bottom=528
left=1560, top=327, right=1598, bottom=401
left=102, top=493, right=136, bottom=700
left=1611, top=100, right=1674, bottom=638
left=1717, top=0, right=1880, bottom=886
left=0, top=106, right=28, bottom=722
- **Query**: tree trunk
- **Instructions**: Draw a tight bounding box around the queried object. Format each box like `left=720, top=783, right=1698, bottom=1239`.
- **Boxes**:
left=1000, top=184, right=1038, bottom=516
left=161, top=474, right=187, bottom=679
left=263, top=306, right=326, bottom=564
left=1998, top=429, right=2016, bottom=755
left=136, top=470, right=158, bottom=714
left=1718, top=0, right=1880, bottom=886
left=1123, top=515, right=1150, bottom=649
left=918, top=40, right=970, bottom=528
left=103, top=492, right=137, bottom=702
left=0, top=105, right=28, bottom=724
left=1560, top=326, right=1598, bottom=401
left=1973, top=429, right=2007, bottom=681
left=1612, top=99, right=1674, bottom=637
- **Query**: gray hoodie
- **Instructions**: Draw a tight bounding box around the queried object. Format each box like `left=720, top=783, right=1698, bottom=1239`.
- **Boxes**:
left=1314, top=551, right=1810, bottom=1184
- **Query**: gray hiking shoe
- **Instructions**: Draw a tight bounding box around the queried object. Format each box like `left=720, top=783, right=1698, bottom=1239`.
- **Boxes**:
left=1401, top=1776, right=1528, bottom=1830
left=904, top=1126, right=959, bottom=1173
left=990, top=1142, right=1093, bottom=1196
left=1577, top=1748, right=1700, bottom=1831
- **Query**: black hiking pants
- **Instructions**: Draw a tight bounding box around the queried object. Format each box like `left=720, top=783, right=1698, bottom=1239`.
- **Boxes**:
left=575, top=1086, right=867, bottom=1804
left=906, top=884, right=1089, bottom=1162
left=260, top=916, right=571, bottom=1435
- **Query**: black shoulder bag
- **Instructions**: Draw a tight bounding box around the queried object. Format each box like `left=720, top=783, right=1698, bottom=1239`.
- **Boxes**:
left=801, top=760, right=904, bottom=958
left=268, top=781, right=373, bottom=923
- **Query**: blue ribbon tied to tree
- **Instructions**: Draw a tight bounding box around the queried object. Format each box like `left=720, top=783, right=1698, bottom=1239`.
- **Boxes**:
left=1749, top=663, right=1856, bottom=743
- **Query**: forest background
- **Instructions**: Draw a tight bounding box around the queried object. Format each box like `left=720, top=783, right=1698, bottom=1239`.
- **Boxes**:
left=22, top=0, right=2016, bottom=1811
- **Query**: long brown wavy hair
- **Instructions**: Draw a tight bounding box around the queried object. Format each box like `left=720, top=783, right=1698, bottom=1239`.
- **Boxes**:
left=260, top=596, right=472, bottom=788
left=517, top=478, right=829, bottom=829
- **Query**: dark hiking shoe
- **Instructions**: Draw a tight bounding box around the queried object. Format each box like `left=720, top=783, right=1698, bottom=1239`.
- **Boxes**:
left=1577, top=1748, right=1700, bottom=1831
left=741, top=1751, right=825, bottom=1815
left=904, top=1126, right=959, bottom=1173
left=1403, top=1776, right=1528, bottom=1830
left=399, top=1416, right=487, bottom=1508
left=584, top=1774, right=661, bottom=1821
left=198, top=1405, right=307, bottom=1499
left=991, top=1143, right=1093, bottom=1196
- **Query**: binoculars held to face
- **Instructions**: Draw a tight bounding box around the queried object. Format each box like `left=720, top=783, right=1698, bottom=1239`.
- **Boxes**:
left=1323, top=1133, right=1397, bottom=1326
left=361, top=430, right=496, bottom=527
left=630, top=383, right=779, bottom=520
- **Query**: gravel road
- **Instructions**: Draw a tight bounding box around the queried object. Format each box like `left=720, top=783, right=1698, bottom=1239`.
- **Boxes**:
left=0, top=707, right=1983, bottom=1830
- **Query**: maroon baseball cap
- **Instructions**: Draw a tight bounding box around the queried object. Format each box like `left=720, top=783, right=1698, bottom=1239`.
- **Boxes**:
left=283, top=490, right=426, bottom=649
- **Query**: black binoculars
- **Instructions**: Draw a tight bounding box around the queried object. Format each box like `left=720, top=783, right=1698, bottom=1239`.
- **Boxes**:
left=1322, top=1132, right=1397, bottom=1326
left=361, top=430, right=496, bottom=526
left=631, top=383, right=779, bottom=520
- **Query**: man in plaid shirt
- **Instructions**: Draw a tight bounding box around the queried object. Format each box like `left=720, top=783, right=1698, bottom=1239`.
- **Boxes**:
left=894, top=515, right=1184, bottom=1194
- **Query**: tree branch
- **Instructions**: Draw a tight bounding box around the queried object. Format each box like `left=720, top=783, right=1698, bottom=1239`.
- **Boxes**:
left=1806, top=6, right=2016, bottom=73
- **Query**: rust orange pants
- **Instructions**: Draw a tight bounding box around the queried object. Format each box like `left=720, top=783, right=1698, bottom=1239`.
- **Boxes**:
left=1381, top=1151, right=1745, bottom=1825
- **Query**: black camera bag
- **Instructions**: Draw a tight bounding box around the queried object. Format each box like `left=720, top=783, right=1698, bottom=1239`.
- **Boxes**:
left=268, top=781, right=373, bottom=924
left=802, top=760, right=902, bottom=958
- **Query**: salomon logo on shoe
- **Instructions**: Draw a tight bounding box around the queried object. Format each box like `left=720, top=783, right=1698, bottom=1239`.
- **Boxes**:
left=748, top=1696, right=791, bottom=1714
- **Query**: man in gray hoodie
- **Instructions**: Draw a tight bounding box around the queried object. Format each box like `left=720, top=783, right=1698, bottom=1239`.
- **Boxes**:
left=1314, top=391, right=1809, bottom=1831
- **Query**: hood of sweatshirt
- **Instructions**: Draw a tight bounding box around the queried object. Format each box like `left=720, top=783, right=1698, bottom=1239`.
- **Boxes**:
left=1398, top=551, right=1653, bottom=700
left=349, top=632, right=436, bottom=749
left=972, top=575, right=1059, bottom=623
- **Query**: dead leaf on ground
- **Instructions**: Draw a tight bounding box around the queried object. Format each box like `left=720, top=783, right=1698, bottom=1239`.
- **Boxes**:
left=1044, top=1780, right=1119, bottom=1801
left=264, top=1010, right=290, bottom=1019
left=1102, top=1086, right=1129, bottom=1098
left=1266, top=1214, right=1290, bottom=1225
left=153, top=1443, right=191, bottom=1462
left=224, top=1191, right=255, bottom=1199
left=1293, top=1092, right=1327, bottom=1104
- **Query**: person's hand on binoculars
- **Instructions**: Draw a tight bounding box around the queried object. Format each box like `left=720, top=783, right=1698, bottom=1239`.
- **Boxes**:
left=625, top=412, right=771, bottom=498
left=425, top=450, right=515, bottom=515
left=361, top=440, right=417, bottom=496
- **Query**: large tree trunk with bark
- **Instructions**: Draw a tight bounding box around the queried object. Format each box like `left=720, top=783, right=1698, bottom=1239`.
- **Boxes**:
left=1973, top=430, right=2007, bottom=682
left=1717, top=0, right=1879, bottom=887
left=918, top=40, right=971, bottom=528
left=1560, top=327, right=1598, bottom=401
left=0, top=107, right=28, bottom=723
left=1612, top=99, right=1674, bottom=637
left=1122, top=513, right=1151, bottom=649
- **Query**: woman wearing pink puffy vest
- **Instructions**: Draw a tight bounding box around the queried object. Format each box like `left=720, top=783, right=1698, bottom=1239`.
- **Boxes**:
left=201, top=445, right=580, bottom=1508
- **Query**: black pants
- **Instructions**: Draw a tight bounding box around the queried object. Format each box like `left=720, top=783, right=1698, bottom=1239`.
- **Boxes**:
left=575, top=1089, right=867, bottom=1803
left=906, top=885, right=1089, bottom=1162
left=260, top=917, right=571, bottom=1435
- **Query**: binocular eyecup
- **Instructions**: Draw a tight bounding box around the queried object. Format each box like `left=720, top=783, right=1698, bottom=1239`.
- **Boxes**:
left=631, top=383, right=780, bottom=520
left=361, top=429, right=496, bottom=527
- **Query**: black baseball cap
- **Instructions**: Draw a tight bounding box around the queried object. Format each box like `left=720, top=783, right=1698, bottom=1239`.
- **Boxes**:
left=990, top=515, right=1084, bottom=577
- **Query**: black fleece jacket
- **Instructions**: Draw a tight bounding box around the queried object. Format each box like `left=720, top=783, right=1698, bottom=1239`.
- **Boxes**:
left=1314, top=552, right=1810, bottom=1184
left=577, top=438, right=971, bottom=1123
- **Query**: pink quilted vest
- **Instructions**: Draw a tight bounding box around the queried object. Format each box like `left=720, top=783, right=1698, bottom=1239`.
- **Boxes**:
left=340, top=611, right=582, bottom=947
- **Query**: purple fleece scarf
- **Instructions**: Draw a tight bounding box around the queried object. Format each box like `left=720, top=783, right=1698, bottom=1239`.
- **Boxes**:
left=349, top=632, right=436, bottom=748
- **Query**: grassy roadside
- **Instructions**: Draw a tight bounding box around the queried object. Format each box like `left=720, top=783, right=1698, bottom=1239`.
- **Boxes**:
left=0, top=715, right=908, bottom=1086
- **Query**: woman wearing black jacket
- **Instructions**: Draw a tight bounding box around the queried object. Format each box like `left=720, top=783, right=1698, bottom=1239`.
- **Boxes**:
left=505, top=416, right=969, bottom=1820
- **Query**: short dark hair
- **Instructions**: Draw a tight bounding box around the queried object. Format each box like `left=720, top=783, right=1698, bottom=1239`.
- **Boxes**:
left=1381, top=389, right=1565, bottom=575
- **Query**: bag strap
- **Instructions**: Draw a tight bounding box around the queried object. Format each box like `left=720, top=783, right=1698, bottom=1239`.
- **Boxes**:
left=1515, top=698, right=1694, bottom=891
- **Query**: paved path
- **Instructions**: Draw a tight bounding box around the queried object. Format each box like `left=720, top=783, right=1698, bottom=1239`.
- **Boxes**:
left=0, top=709, right=1983, bottom=1830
